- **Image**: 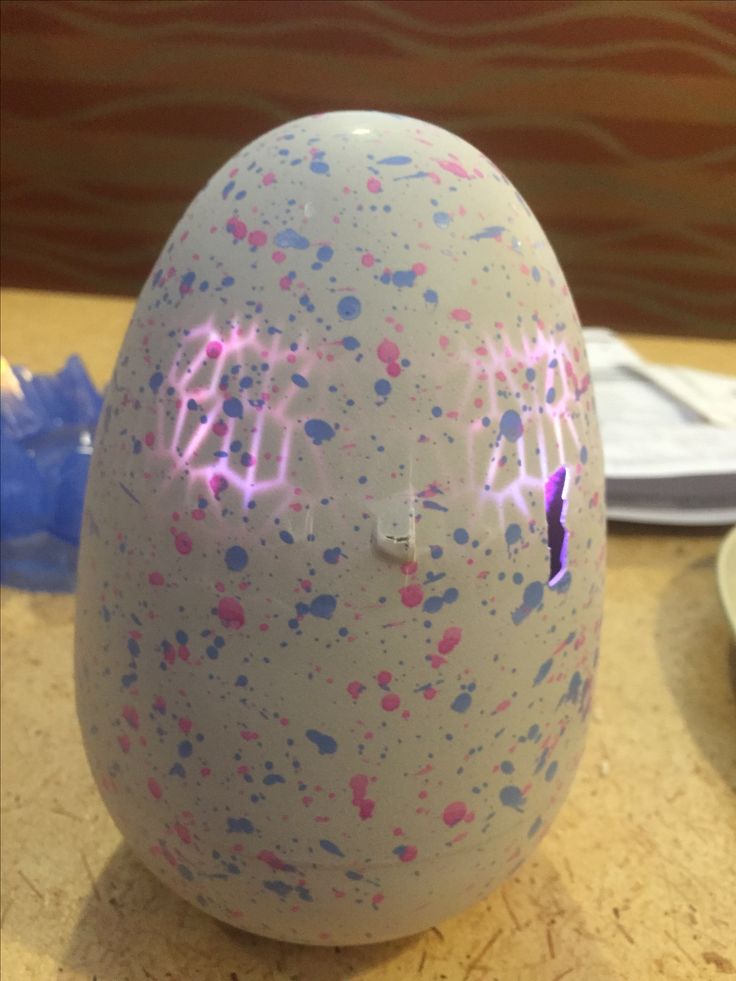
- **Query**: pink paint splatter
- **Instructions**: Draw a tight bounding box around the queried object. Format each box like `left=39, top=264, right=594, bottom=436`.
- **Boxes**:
left=206, top=340, right=222, bottom=359
left=366, top=177, right=382, bottom=193
left=347, top=681, right=365, bottom=700
left=349, top=774, right=375, bottom=820
left=147, top=777, right=162, bottom=799
left=377, top=338, right=400, bottom=364
left=248, top=229, right=267, bottom=247
left=451, top=308, right=471, bottom=322
left=394, top=844, right=418, bottom=862
left=262, top=171, right=276, bottom=186
left=439, top=158, right=471, bottom=180
left=226, top=216, right=248, bottom=240
left=442, top=801, right=468, bottom=827
left=361, top=253, right=375, bottom=267
left=209, top=473, right=228, bottom=499
left=257, top=850, right=292, bottom=871
left=122, top=705, right=140, bottom=730
left=381, top=693, right=401, bottom=712
left=438, top=626, right=462, bottom=655
left=399, top=583, right=424, bottom=608
left=174, top=531, right=192, bottom=555
left=148, top=571, right=165, bottom=586
left=218, top=596, right=245, bottom=629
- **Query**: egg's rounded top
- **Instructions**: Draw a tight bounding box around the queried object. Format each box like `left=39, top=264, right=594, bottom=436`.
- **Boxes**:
left=110, top=110, right=595, bottom=557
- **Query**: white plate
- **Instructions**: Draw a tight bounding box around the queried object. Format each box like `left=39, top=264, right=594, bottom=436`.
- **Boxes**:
left=717, top=524, right=736, bottom=637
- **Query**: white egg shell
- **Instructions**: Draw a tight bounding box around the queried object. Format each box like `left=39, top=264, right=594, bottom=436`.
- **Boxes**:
left=75, top=110, right=606, bottom=945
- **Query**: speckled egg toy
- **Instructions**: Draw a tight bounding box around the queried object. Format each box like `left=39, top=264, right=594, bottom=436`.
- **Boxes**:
left=75, top=110, right=606, bottom=945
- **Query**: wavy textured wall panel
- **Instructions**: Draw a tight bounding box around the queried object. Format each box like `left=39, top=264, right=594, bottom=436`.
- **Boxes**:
left=1, top=0, right=735, bottom=337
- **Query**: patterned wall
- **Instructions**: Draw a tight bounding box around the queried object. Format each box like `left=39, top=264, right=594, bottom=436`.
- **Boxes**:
left=2, top=0, right=735, bottom=337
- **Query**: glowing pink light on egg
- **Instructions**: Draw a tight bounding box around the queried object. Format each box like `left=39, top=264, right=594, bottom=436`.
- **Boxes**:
left=154, top=317, right=316, bottom=508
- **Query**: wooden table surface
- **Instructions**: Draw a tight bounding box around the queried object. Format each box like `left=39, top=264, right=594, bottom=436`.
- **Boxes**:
left=1, top=288, right=735, bottom=981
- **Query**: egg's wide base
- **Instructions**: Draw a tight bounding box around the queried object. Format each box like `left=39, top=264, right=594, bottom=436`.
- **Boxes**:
left=130, top=832, right=536, bottom=948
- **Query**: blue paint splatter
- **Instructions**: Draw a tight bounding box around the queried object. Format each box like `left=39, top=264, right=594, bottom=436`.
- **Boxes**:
left=451, top=691, right=472, bottom=713
left=433, top=212, right=451, bottom=229
left=179, top=271, right=195, bottom=295
left=559, top=670, right=583, bottom=706
left=310, top=594, right=337, bottom=619
left=392, top=269, right=416, bottom=288
left=343, top=335, right=360, bottom=350
left=500, top=409, right=523, bottom=441
left=499, top=785, right=526, bottom=812
left=423, top=288, right=438, bottom=303
left=505, top=523, right=522, bottom=546
left=319, top=838, right=345, bottom=857
left=279, top=530, right=294, bottom=545
left=337, top=296, right=362, bottom=320
left=470, top=225, right=505, bottom=240
left=374, top=378, right=391, bottom=397
left=545, top=761, right=558, bottom=782
left=178, top=740, right=192, bottom=758
left=423, top=595, right=443, bottom=614
left=512, top=580, right=545, bottom=624
left=225, top=546, right=248, bottom=571
left=227, top=817, right=254, bottom=833
left=524, top=581, right=544, bottom=608
left=306, top=729, right=338, bottom=754
left=222, top=180, right=235, bottom=199
left=317, top=245, right=334, bottom=262
left=264, top=879, right=291, bottom=897
left=453, top=528, right=469, bottom=545
left=275, top=228, right=310, bottom=249
left=533, top=657, right=553, bottom=686
left=149, top=371, right=164, bottom=393
left=528, top=816, right=542, bottom=838
left=378, top=155, right=412, bottom=165
left=304, top=419, right=335, bottom=445
left=292, top=373, right=309, bottom=388
left=323, top=547, right=343, bottom=564
left=223, top=397, right=243, bottom=419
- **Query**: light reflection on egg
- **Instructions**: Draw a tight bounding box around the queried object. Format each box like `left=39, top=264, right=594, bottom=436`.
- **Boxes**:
left=75, top=111, right=605, bottom=945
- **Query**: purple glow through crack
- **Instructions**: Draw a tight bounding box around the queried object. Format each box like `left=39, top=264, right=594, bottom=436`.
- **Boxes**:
left=155, top=318, right=312, bottom=507
left=545, top=465, right=569, bottom=586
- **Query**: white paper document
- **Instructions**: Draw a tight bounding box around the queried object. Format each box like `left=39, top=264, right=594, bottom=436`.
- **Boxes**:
left=583, top=328, right=736, bottom=526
